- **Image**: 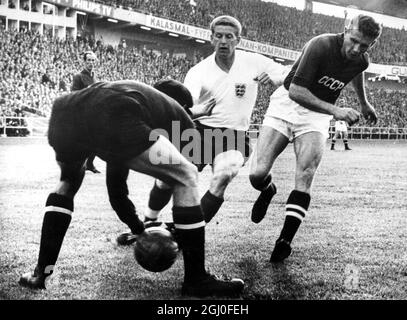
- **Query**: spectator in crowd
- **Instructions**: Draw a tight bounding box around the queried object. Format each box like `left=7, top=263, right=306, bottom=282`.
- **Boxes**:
left=41, top=68, right=53, bottom=86
left=71, top=50, right=100, bottom=173
left=71, top=51, right=97, bottom=91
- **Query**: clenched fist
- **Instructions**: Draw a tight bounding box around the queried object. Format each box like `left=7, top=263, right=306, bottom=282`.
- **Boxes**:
left=333, top=107, right=361, bottom=126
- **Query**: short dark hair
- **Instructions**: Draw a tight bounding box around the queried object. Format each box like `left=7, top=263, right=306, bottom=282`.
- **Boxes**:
left=153, top=79, right=193, bottom=109
left=83, top=51, right=96, bottom=61
left=351, top=14, right=382, bottom=39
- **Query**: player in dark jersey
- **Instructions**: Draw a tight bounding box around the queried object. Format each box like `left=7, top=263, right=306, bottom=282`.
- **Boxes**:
left=18, top=80, right=244, bottom=297
left=105, top=79, right=196, bottom=245
left=249, top=14, right=381, bottom=262
left=110, top=79, right=215, bottom=246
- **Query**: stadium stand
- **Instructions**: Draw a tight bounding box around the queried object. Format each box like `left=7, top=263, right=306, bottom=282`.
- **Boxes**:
left=0, top=27, right=197, bottom=135
left=315, top=0, right=407, bottom=20
left=94, top=0, right=407, bottom=65
left=1, top=0, right=406, bottom=137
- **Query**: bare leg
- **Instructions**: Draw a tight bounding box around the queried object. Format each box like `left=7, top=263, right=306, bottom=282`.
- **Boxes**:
left=293, top=132, right=325, bottom=194
left=124, top=136, right=200, bottom=207
left=249, top=126, right=289, bottom=223
left=125, top=136, right=244, bottom=295
left=124, top=136, right=205, bottom=284
left=200, top=150, right=244, bottom=223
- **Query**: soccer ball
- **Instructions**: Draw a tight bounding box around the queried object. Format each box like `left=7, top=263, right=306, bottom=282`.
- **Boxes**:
left=134, top=226, right=179, bottom=272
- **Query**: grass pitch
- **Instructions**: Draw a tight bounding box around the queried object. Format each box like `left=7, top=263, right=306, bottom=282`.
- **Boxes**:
left=0, top=137, right=406, bottom=300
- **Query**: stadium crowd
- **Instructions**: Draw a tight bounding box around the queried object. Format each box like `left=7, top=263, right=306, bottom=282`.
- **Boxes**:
left=1, top=1, right=407, bottom=136
left=0, top=27, right=196, bottom=135
left=95, top=0, right=407, bottom=65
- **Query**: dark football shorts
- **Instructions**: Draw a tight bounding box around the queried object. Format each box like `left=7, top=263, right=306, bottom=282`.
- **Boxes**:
left=48, top=95, right=158, bottom=164
left=193, top=121, right=252, bottom=172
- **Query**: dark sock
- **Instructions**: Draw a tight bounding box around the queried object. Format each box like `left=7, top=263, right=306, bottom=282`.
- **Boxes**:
left=200, top=191, right=224, bottom=223
left=172, top=205, right=206, bottom=283
left=37, top=193, right=73, bottom=276
left=278, top=190, right=310, bottom=243
left=331, top=140, right=336, bottom=149
left=344, top=140, right=350, bottom=149
left=148, top=182, right=173, bottom=211
left=251, top=174, right=276, bottom=223
left=110, top=195, right=144, bottom=234
left=260, top=184, right=276, bottom=199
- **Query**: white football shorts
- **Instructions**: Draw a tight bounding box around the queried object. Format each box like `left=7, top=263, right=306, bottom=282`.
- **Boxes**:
left=335, top=121, right=348, bottom=132
left=263, top=86, right=332, bottom=140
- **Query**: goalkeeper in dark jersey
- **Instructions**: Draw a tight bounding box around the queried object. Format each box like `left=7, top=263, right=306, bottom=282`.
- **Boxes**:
left=19, top=80, right=243, bottom=298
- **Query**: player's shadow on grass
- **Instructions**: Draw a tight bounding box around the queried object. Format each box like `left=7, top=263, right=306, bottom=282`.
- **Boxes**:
left=237, top=256, right=307, bottom=300
left=95, top=251, right=184, bottom=300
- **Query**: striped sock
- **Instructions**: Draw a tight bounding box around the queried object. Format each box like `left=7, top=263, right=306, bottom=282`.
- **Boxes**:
left=278, top=190, right=310, bottom=243
left=37, top=193, right=73, bottom=276
left=172, top=205, right=206, bottom=283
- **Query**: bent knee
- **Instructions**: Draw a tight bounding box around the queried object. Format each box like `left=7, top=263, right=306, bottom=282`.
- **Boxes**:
left=178, top=163, right=199, bottom=188
left=214, top=150, right=244, bottom=166
left=249, top=172, right=270, bottom=190
left=214, top=150, right=244, bottom=171
left=212, top=165, right=240, bottom=186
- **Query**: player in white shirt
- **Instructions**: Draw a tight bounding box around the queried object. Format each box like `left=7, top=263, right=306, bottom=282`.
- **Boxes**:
left=331, top=120, right=351, bottom=150
left=143, top=15, right=288, bottom=225
left=184, top=45, right=285, bottom=131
